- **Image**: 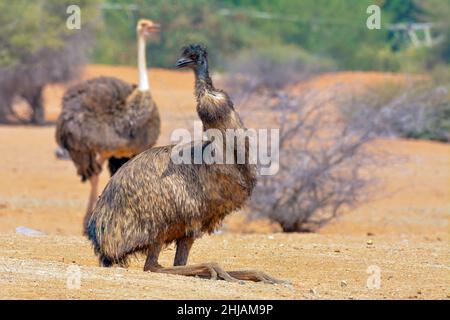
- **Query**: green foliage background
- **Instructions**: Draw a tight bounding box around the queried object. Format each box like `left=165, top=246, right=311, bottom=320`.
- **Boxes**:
left=0, top=0, right=448, bottom=72
left=0, top=0, right=101, bottom=67
left=90, top=0, right=449, bottom=72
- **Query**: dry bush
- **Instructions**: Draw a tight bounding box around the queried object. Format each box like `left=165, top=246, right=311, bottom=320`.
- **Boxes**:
left=238, top=88, right=379, bottom=232
left=225, top=45, right=335, bottom=106
left=224, top=50, right=382, bottom=232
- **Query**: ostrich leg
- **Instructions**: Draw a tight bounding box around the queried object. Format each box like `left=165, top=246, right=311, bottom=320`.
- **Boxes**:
left=83, top=174, right=99, bottom=234
left=144, top=238, right=284, bottom=284
left=83, top=155, right=105, bottom=234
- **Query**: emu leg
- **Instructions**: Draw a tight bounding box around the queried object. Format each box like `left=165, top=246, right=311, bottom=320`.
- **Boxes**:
left=144, top=239, right=283, bottom=284
left=174, top=236, right=194, bottom=266
left=144, top=242, right=237, bottom=282
left=144, top=243, right=163, bottom=271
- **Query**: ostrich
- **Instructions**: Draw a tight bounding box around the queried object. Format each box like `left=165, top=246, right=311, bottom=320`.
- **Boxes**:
left=56, top=19, right=161, bottom=232
left=87, top=44, right=282, bottom=283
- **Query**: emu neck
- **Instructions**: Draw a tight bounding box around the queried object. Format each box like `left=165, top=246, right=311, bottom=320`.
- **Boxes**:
left=194, top=63, right=245, bottom=133
left=194, top=62, right=255, bottom=182
left=194, top=63, right=213, bottom=98
left=137, top=35, right=149, bottom=91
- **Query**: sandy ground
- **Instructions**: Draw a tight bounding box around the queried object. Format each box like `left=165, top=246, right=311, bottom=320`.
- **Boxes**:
left=0, top=66, right=448, bottom=299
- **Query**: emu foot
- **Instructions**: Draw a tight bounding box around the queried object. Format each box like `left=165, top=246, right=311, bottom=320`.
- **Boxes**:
left=148, top=262, right=284, bottom=284
left=151, top=262, right=238, bottom=282
left=228, top=270, right=285, bottom=284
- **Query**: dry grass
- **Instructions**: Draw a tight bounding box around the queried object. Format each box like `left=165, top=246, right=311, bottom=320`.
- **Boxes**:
left=0, top=66, right=448, bottom=299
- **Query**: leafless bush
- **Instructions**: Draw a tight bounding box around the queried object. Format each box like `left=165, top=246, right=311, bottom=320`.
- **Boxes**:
left=225, top=45, right=334, bottom=107
left=236, top=87, right=380, bottom=232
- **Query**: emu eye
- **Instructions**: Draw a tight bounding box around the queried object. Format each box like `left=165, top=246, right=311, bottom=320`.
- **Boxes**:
left=190, top=54, right=198, bottom=60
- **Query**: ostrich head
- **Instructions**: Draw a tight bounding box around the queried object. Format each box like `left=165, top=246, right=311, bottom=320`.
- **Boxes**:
left=136, top=19, right=160, bottom=37
left=175, top=44, right=208, bottom=71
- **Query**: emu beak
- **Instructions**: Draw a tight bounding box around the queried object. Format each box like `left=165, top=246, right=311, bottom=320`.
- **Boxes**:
left=175, top=57, right=193, bottom=69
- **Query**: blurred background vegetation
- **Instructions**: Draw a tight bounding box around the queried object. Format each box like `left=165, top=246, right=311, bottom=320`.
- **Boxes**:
left=1, top=0, right=448, bottom=73
left=0, top=0, right=449, bottom=126
left=0, top=0, right=450, bottom=71
left=92, top=0, right=449, bottom=73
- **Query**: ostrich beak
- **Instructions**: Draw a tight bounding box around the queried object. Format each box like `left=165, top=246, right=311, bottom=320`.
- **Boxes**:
left=175, top=57, right=194, bottom=69
left=148, top=23, right=160, bottom=33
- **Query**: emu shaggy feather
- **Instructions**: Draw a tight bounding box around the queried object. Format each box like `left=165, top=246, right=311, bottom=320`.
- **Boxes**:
left=88, top=50, right=256, bottom=266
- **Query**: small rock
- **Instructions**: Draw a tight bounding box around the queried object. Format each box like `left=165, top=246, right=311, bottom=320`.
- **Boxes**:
left=15, top=226, right=45, bottom=237
left=417, top=291, right=422, bottom=295
left=366, top=240, right=374, bottom=246
left=239, top=281, right=246, bottom=285
left=309, top=288, right=317, bottom=295
left=268, top=235, right=275, bottom=240
left=334, top=249, right=341, bottom=253
left=340, top=280, right=347, bottom=288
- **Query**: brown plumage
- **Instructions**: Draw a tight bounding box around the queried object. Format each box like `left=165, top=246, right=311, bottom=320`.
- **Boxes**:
left=55, top=20, right=161, bottom=230
left=87, top=44, right=282, bottom=283
left=56, top=76, right=160, bottom=179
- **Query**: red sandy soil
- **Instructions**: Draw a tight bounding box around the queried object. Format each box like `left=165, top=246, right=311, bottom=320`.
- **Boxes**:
left=0, top=66, right=448, bottom=299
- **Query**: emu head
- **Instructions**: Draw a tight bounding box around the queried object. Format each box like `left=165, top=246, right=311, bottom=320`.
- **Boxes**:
left=175, top=44, right=208, bottom=71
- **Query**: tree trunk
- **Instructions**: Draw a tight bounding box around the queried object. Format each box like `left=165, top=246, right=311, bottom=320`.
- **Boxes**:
left=280, top=220, right=313, bottom=233
left=0, top=96, right=15, bottom=124
left=0, top=104, right=9, bottom=123
left=24, top=86, right=45, bottom=125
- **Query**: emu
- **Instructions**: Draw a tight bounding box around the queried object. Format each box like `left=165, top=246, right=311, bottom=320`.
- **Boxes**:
left=88, top=44, right=282, bottom=283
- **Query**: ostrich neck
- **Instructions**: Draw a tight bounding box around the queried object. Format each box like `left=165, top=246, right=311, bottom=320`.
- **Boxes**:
left=138, top=35, right=149, bottom=91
